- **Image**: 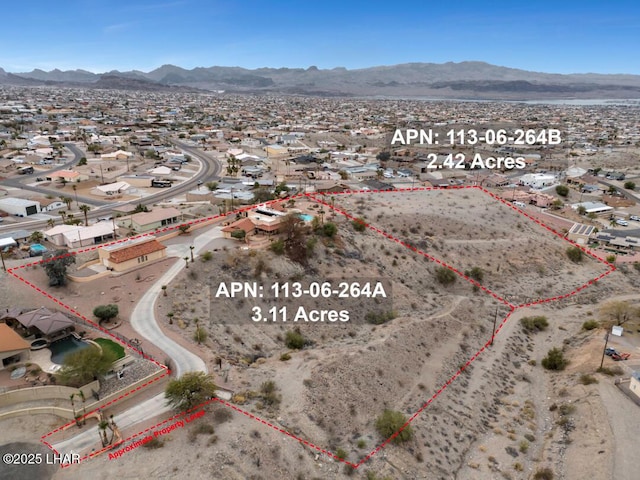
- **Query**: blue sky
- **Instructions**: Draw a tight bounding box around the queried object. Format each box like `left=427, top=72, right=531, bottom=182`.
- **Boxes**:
left=1, top=0, right=639, bottom=74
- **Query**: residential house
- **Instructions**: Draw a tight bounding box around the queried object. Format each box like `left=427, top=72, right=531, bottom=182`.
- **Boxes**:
left=101, top=149, right=133, bottom=161
left=44, top=223, right=118, bottom=248
left=567, top=223, right=596, bottom=245
left=8, top=307, right=74, bottom=340
left=116, top=207, right=181, bottom=233
left=91, top=181, right=131, bottom=198
left=0, top=323, right=30, bottom=369
left=46, top=170, right=88, bottom=183
left=99, top=236, right=167, bottom=272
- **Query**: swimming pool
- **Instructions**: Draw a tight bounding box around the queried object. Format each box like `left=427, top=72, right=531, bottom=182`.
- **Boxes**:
left=298, top=214, right=314, bottom=222
left=49, top=336, right=91, bottom=364
left=29, top=244, right=48, bottom=256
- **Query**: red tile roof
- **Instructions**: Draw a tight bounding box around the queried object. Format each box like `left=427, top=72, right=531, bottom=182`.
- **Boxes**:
left=221, top=217, right=255, bottom=234
left=0, top=324, right=30, bottom=352
left=109, top=239, right=166, bottom=264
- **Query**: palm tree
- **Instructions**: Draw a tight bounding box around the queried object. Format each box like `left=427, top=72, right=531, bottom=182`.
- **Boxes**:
left=60, top=196, right=72, bottom=210
left=98, top=419, right=110, bottom=447
left=59, top=210, right=67, bottom=222
left=46, top=218, right=55, bottom=229
left=72, top=184, right=78, bottom=204
left=79, top=204, right=90, bottom=226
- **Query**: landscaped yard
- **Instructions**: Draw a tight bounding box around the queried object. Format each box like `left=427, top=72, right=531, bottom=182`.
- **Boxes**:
left=93, top=338, right=126, bottom=359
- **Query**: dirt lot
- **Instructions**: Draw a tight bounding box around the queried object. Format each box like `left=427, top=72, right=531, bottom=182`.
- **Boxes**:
left=2, top=188, right=640, bottom=479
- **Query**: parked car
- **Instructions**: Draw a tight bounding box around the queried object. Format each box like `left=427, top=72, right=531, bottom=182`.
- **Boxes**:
left=630, top=215, right=640, bottom=221
left=615, top=219, right=629, bottom=226
left=605, top=347, right=617, bottom=356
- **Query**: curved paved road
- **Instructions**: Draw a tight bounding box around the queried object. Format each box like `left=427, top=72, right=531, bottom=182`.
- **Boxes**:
left=52, top=225, right=225, bottom=456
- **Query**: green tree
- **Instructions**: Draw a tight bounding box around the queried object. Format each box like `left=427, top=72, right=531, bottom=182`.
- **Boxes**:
left=375, top=409, right=414, bottom=443
left=541, top=347, right=568, bottom=371
left=58, top=345, right=117, bottom=387
left=42, top=250, right=75, bottom=286
left=577, top=205, right=587, bottom=215
left=600, top=300, right=639, bottom=326
left=624, top=181, right=636, bottom=190
left=376, top=151, right=391, bottom=162
left=555, top=185, right=569, bottom=197
left=165, top=372, right=217, bottom=411
left=29, top=231, right=44, bottom=243
left=77, top=157, right=87, bottom=166
left=93, top=304, right=119, bottom=322
left=205, top=181, right=218, bottom=191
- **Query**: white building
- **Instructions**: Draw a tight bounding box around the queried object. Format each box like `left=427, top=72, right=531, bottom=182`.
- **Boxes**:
left=519, top=173, right=557, bottom=189
left=0, top=198, right=41, bottom=216
left=44, top=223, right=118, bottom=248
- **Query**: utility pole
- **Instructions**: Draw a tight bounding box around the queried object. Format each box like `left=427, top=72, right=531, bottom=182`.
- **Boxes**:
left=599, top=332, right=610, bottom=370
left=490, top=307, right=499, bottom=346
left=0, top=249, right=6, bottom=271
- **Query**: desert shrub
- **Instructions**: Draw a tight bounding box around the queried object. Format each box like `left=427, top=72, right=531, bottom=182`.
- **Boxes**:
left=533, top=467, right=554, bottom=480
left=541, top=347, right=568, bottom=371
left=335, top=448, right=347, bottom=460
left=606, top=254, right=616, bottom=263
left=284, top=330, right=306, bottom=349
left=597, top=365, right=623, bottom=376
left=375, top=409, right=414, bottom=443
left=352, top=218, right=367, bottom=232
left=143, top=437, right=164, bottom=449
left=200, top=251, right=213, bottom=262
left=582, top=320, right=599, bottom=330
left=270, top=239, right=285, bottom=254
left=579, top=374, right=598, bottom=385
left=260, top=380, right=280, bottom=406
left=566, top=246, right=583, bottom=263
left=279, top=353, right=291, bottom=361
left=520, top=316, right=549, bottom=333
left=435, top=266, right=456, bottom=285
left=322, top=222, right=338, bottom=238
left=519, top=440, right=529, bottom=453
left=465, top=266, right=484, bottom=283
left=365, top=310, right=397, bottom=325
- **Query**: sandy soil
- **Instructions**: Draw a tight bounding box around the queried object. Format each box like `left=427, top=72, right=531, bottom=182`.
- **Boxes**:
left=2, top=189, right=640, bottom=480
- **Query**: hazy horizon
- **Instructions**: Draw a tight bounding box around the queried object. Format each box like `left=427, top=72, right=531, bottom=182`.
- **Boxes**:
left=1, top=0, right=638, bottom=75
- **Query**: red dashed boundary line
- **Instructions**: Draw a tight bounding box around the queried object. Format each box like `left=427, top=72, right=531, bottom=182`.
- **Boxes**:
left=4, top=185, right=613, bottom=470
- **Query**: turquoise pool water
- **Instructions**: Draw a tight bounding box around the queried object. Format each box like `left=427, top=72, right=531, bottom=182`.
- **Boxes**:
left=50, top=336, right=91, bottom=364
left=30, top=244, right=47, bottom=254
left=299, top=214, right=314, bottom=222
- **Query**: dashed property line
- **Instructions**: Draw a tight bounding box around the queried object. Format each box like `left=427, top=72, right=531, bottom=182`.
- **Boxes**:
left=309, top=194, right=514, bottom=307
left=5, top=188, right=612, bottom=469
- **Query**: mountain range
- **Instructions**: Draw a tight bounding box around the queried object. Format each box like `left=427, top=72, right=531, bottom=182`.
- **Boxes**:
left=2, top=62, right=640, bottom=99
